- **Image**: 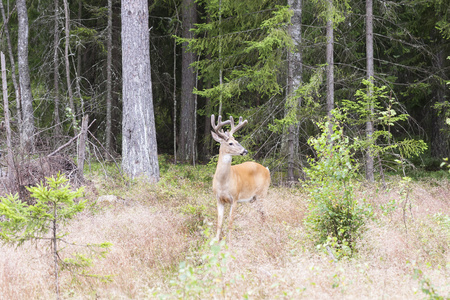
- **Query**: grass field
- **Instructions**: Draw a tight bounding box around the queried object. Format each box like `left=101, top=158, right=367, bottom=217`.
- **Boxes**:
left=0, top=163, right=449, bottom=299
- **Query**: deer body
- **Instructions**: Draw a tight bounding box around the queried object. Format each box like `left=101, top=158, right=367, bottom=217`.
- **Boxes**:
left=211, top=115, right=270, bottom=241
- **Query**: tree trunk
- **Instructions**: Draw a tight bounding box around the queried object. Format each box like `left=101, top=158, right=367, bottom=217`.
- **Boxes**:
left=53, top=0, right=62, bottom=137
left=52, top=217, right=60, bottom=300
left=75, top=0, right=84, bottom=115
left=1, top=52, right=16, bottom=192
left=105, top=0, right=113, bottom=155
left=365, top=0, right=375, bottom=181
left=0, top=1, right=21, bottom=128
left=17, top=0, right=35, bottom=151
left=326, top=0, right=334, bottom=137
left=63, top=0, right=77, bottom=130
left=431, top=48, right=449, bottom=159
left=178, top=0, right=197, bottom=163
left=121, top=0, right=160, bottom=182
left=77, top=115, right=89, bottom=183
left=287, top=0, right=302, bottom=183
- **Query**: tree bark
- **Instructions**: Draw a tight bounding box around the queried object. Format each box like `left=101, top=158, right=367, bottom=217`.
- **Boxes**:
left=17, top=0, right=35, bottom=151
left=63, top=0, right=77, bottom=130
left=53, top=0, right=62, bottom=137
left=1, top=52, right=16, bottom=192
left=326, top=0, right=334, bottom=138
left=178, top=0, right=197, bottom=163
left=105, top=0, right=113, bottom=154
left=365, top=0, right=375, bottom=181
left=75, top=0, right=84, bottom=115
left=77, top=115, right=89, bottom=183
left=0, top=1, right=21, bottom=128
left=431, top=48, right=450, bottom=159
left=121, top=0, right=160, bottom=182
left=287, top=0, right=302, bottom=183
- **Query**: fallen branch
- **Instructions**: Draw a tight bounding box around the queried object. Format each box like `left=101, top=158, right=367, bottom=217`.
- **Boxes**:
left=47, top=120, right=95, bottom=157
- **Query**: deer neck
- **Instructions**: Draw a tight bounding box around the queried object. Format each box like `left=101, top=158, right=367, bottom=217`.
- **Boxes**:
left=215, top=148, right=233, bottom=182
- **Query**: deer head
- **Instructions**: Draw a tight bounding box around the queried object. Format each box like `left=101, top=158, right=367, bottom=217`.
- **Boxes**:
left=211, top=114, right=249, bottom=156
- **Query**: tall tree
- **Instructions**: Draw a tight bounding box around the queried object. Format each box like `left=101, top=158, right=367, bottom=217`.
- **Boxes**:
left=365, top=0, right=374, bottom=181
left=121, top=0, right=160, bottom=182
left=105, top=0, right=113, bottom=154
left=325, top=0, right=334, bottom=137
left=17, top=0, right=35, bottom=151
left=286, top=0, right=303, bottom=182
left=0, top=1, right=20, bottom=129
left=178, top=0, right=197, bottom=163
left=53, top=0, right=62, bottom=137
left=63, top=0, right=77, bottom=130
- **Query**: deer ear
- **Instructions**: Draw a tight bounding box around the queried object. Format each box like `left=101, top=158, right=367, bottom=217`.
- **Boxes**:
left=211, top=131, right=224, bottom=143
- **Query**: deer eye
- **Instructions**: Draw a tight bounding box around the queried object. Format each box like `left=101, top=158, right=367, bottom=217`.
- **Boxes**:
left=229, top=142, right=234, bottom=146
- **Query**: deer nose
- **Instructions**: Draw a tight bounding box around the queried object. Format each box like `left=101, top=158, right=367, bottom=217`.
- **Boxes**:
left=241, top=149, right=248, bottom=156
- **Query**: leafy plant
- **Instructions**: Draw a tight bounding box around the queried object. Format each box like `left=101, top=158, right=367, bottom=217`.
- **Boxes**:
left=341, top=79, right=428, bottom=175
left=157, top=230, right=236, bottom=299
left=413, top=268, right=446, bottom=300
left=0, top=174, right=111, bottom=299
left=304, top=113, right=372, bottom=256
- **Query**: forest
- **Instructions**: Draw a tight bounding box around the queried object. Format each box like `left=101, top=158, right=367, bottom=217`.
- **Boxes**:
left=0, top=0, right=449, bottom=299
left=0, top=0, right=447, bottom=177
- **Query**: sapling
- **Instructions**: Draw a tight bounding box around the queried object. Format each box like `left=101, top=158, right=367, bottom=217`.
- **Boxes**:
left=0, top=173, right=109, bottom=299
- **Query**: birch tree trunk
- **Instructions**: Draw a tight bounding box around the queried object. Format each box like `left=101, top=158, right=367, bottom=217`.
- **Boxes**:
left=178, top=0, right=197, bottom=163
left=326, top=0, right=334, bottom=137
left=121, top=0, right=160, bottom=182
left=287, top=0, right=302, bottom=183
left=17, top=0, right=35, bottom=151
left=365, top=0, right=375, bottom=181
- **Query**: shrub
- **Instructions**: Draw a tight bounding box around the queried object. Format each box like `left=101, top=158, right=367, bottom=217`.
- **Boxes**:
left=156, top=229, right=236, bottom=299
left=0, top=174, right=111, bottom=299
left=303, top=114, right=372, bottom=256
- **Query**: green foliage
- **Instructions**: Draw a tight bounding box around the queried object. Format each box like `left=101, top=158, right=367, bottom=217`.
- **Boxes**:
left=341, top=79, right=428, bottom=171
left=0, top=174, right=85, bottom=245
left=413, top=268, right=447, bottom=300
left=0, top=174, right=111, bottom=296
left=182, top=0, right=293, bottom=110
left=157, top=231, right=236, bottom=299
left=270, top=67, right=324, bottom=133
left=61, top=242, right=113, bottom=284
left=440, top=157, right=450, bottom=173
left=304, top=115, right=372, bottom=256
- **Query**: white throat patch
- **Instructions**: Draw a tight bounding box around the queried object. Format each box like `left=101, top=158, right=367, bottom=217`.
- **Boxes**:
left=222, top=154, right=232, bottom=164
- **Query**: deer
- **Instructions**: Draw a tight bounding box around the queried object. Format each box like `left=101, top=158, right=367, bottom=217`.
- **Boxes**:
left=211, top=114, right=271, bottom=241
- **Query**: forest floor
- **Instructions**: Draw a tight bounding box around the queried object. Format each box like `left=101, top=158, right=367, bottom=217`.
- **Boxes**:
left=0, top=161, right=449, bottom=299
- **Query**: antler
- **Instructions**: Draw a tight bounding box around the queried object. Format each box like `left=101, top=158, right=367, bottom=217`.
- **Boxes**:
left=229, top=116, right=248, bottom=137
left=211, top=114, right=231, bottom=140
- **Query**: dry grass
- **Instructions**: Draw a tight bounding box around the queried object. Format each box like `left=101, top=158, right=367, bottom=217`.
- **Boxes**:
left=0, top=169, right=449, bottom=299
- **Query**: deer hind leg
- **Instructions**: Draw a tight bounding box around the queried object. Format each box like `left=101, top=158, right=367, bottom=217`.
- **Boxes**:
left=216, top=200, right=225, bottom=240
left=254, top=195, right=266, bottom=222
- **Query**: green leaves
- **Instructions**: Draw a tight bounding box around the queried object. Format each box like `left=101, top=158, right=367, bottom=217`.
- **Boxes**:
left=0, top=173, right=85, bottom=246
left=341, top=79, right=428, bottom=168
left=185, top=0, right=293, bottom=107
left=160, top=238, right=234, bottom=299
left=304, top=114, right=372, bottom=256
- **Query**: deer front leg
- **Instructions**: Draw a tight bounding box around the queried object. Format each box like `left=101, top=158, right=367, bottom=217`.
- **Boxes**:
left=227, top=200, right=238, bottom=241
left=216, top=200, right=225, bottom=240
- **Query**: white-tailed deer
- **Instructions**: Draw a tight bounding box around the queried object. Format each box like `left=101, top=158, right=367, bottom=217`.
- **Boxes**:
left=211, top=114, right=270, bottom=241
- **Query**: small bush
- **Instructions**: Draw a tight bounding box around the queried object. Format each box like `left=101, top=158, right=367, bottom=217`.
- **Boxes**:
left=304, top=115, right=372, bottom=256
